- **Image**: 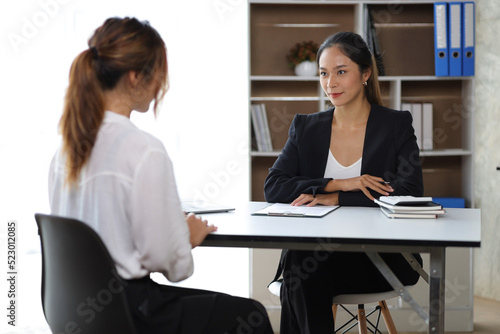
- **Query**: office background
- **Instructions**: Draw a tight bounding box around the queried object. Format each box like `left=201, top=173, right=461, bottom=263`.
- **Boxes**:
left=0, top=0, right=498, bottom=332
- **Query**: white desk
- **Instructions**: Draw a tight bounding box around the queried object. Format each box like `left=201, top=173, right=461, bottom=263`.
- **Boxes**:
left=201, top=202, right=481, bottom=334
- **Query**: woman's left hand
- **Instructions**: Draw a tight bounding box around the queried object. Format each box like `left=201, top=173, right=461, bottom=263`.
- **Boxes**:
left=291, top=193, right=339, bottom=207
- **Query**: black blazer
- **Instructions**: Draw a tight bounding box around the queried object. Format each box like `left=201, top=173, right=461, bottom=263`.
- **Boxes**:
left=264, top=105, right=424, bottom=206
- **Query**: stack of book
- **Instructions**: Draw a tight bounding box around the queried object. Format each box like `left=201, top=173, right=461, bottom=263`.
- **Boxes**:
left=374, top=196, right=445, bottom=219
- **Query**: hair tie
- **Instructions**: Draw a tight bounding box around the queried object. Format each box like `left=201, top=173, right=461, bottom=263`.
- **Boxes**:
left=90, top=46, right=99, bottom=60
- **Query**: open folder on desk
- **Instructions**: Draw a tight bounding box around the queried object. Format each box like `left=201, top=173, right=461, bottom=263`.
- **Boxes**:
left=252, top=203, right=339, bottom=217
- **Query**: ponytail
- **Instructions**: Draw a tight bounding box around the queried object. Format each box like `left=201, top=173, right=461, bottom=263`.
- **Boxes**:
left=59, top=48, right=105, bottom=186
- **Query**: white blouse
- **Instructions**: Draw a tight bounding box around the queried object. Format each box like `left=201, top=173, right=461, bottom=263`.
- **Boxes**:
left=323, top=149, right=362, bottom=179
left=49, top=111, right=193, bottom=282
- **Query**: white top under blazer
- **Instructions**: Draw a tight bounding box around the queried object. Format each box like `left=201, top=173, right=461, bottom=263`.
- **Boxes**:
left=49, top=111, right=193, bottom=282
left=323, top=149, right=362, bottom=179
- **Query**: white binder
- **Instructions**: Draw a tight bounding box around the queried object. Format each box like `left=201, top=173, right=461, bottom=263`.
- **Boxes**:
left=422, top=103, right=434, bottom=151
left=411, top=103, right=423, bottom=151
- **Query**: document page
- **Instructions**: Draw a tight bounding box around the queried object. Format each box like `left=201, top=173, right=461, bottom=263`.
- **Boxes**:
left=252, top=203, right=339, bottom=217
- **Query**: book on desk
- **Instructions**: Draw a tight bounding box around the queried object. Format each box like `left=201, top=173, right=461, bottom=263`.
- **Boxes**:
left=375, top=196, right=445, bottom=219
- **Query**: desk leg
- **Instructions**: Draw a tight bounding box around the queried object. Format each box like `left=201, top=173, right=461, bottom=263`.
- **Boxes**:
left=402, top=252, right=429, bottom=283
left=429, top=248, right=446, bottom=334
left=365, top=252, right=428, bottom=322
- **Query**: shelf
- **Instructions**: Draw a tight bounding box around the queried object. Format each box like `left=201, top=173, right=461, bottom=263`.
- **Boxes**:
left=252, top=75, right=474, bottom=82
left=251, top=75, right=318, bottom=81
left=401, top=96, right=469, bottom=101
left=251, top=151, right=281, bottom=157
left=251, top=149, right=472, bottom=158
left=419, top=149, right=472, bottom=157
left=379, top=76, right=474, bottom=81
left=374, top=23, right=433, bottom=28
left=251, top=97, right=320, bottom=102
left=258, top=23, right=340, bottom=28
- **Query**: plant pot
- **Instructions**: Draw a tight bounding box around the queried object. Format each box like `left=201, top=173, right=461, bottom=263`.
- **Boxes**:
left=294, top=61, right=317, bottom=76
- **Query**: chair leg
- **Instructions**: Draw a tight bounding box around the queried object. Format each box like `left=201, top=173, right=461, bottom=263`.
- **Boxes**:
left=332, top=304, right=338, bottom=323
left=357, top=304, right=368, bottom=334
left=378, top=301, right=398, bottom=334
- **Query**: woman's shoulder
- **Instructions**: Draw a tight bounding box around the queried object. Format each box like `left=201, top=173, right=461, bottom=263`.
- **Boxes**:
left=371, top=104, right=412, bottom=123
left=116, top=128, right=169, bottom=173
left=102, top=112, right=167, bottom=154
left=290, top=108, right=333, bottom=135
left=294, top=108, right=334, bottom=123
left=128, top=127, right=167, bottom=157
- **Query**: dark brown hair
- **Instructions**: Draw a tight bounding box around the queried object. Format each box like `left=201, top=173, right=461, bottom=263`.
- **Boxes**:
left=317, top=32, right=382, bottom=106
left=59, top=17, right=168, bottom=186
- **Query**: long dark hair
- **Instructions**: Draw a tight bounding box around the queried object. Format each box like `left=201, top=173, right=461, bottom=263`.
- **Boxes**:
left=59, top=17, right=168, bottom=186
left=317, top=32, right=382, bottom=106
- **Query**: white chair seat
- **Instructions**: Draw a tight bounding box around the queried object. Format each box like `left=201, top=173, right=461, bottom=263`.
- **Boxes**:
left=268, top=280, right=283, bottom=296
left=333, top=289, right=402, bottom=305
left=268, top=279, right=412, bottom=305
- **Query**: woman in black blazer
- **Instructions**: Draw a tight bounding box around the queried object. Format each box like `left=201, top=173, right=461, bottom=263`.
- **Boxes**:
left=264, top=32, right=424, bottom=334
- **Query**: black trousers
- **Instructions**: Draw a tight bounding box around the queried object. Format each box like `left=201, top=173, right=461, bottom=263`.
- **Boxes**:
left=124, top=276, right=274, bottom=334
left=279, top=250, right=422, bottom=334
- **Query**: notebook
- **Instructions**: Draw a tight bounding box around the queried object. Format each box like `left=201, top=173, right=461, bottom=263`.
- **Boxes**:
left=181, top=201, right=235, bottom=214
left=374, top=199, right=443, bottom=212
left=380, top=207, right=440, bottom=219
left=377, top=196, right=434, bottom=206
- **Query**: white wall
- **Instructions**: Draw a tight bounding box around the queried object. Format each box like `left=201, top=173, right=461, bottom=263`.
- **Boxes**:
left=0, top=1, right=249, bottom=332
left=473, top=0, right=500, bottom=301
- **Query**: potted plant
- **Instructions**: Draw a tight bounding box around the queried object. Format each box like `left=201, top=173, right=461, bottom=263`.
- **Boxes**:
left=286, top=40, right=319, bottom=76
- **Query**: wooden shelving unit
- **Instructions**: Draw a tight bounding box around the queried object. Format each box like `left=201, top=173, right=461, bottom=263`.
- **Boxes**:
left=248, top=1, right=475, bottom=332
left=249, top=1, right=474, bottom=208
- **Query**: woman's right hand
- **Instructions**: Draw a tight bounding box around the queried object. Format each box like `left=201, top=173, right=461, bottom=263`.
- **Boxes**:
left=186, top=213, right=218, bottom=248
left=324, top=175, right=393, bottom=201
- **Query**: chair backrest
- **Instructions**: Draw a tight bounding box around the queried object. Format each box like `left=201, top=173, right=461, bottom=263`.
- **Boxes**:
left=34, top=213, right=138, bottom=334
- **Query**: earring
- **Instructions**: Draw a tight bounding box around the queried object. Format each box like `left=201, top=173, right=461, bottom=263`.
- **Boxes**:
left=363, top=81, right=368, bottom=86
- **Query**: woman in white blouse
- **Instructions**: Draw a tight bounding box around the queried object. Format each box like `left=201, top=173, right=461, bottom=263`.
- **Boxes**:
left=49, top=17, right=273, bottom=334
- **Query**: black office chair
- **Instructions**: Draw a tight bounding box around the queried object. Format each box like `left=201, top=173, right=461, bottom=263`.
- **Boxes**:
left=34, top=213, right=138, bottom=334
